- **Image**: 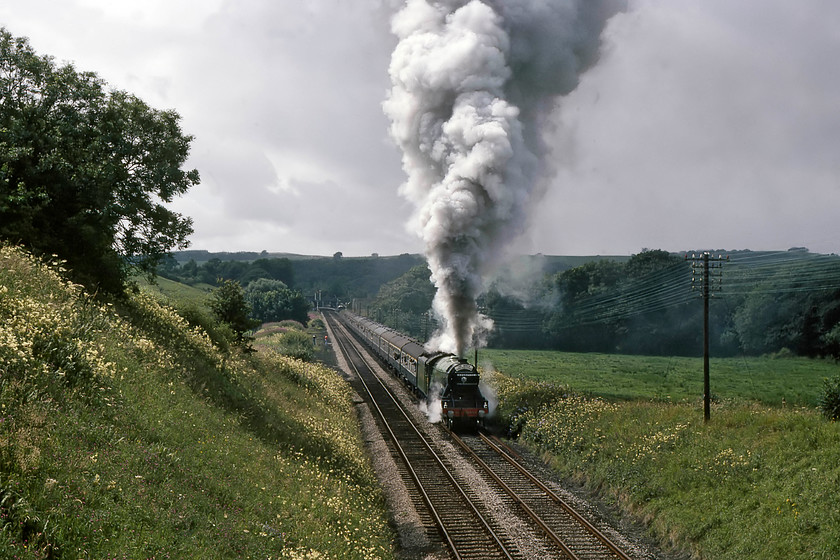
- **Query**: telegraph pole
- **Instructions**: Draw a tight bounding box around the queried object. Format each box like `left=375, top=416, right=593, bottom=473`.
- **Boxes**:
left=686, top=252, right=728, bottom=423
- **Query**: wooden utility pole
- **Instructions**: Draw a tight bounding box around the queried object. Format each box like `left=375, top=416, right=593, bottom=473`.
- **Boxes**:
left=686, top=252, right=728, bottom=423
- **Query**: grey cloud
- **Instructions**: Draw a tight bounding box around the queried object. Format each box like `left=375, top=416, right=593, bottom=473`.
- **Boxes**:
left=2, top=0, right=838, bottom=259
left=533, top=0, right=840, bottom=255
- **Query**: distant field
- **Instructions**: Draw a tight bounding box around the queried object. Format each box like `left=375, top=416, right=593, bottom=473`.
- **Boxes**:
left=136, top=275, right=213, bottom=304
left=480, top=349, right=837, bottom=407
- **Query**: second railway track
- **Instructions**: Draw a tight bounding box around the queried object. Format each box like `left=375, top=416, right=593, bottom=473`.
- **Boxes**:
left=450, top=432, right=634, bottom=560
left=323, top=310, right=641, bottom=560
left=328, top=311, right=517, bottom=559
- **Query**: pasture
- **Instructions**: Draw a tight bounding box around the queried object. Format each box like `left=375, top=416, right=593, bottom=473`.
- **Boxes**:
left=483, top=348, right=840, bottom=558
left=480, top=348, right=837, bottom=407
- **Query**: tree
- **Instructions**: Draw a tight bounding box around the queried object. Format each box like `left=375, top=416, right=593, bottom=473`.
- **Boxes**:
left=243, top=278, right=310, bottom=324
left=209, top=280, right=260, bottom=346
left=251, top=257, right=294, bottom=286
left=543, top=259, right=624, bottom=351
left=368, top=265, right=436, bottom=338
left=371, top=265, right=435, bottom=315
left=0, top=29, right=198, bottom=293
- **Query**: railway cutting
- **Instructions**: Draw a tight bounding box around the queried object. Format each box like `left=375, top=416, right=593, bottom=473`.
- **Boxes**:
left=322, top=309, right=654, bottom=560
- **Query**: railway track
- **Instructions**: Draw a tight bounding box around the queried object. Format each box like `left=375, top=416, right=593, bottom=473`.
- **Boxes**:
left=327, top=312, right=517, bottom=559
left=451, top=431, right=634, bottom=560
left=324, top=310, right=639, bottom=560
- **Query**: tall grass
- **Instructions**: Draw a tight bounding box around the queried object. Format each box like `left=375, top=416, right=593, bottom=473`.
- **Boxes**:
left=0, top=245, right=393, bottom=559
left=487, top=366, right=840, bottom=559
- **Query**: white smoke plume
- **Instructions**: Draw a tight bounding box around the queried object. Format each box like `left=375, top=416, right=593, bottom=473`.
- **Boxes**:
left=419, top=382, right=444, bottom=423
left=384, top=0, right=624, bottom=356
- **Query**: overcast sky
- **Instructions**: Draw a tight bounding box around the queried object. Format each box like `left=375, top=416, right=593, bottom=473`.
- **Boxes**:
left=2, top=0, right=839, bottom=257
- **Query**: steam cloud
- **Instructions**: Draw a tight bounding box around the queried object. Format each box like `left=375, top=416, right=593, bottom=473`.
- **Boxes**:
left=384, top=0, right=624, bottom=355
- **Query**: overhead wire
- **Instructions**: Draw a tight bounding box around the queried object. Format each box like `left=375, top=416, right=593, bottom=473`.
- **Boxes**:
left=487, top=251, right=840, bottom=332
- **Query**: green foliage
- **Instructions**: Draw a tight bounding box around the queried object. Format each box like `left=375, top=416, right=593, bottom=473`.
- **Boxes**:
left=733, top=286, right=803, bottom=355
left=165, top=251, right=425, bottom=304
left=482, top=288, right=548, bottom=349
left=254, top=330, right=316, bottom=362
left=173, top=300, right=233, bottom=352
left=502, top=249, right=840, bottom=359
left=0, top=29, right=198, bottom=293
left=244, top=278, right=310, bottom=324
left=541, top=250, right=698, bottom=354
left=819, top=375, right=840, bottom=421
left=371, top=265, right=435, bottom=315
left=209, top=280, right=259, bottom=346
left=367, top=264, right=436, bottom=339
left=0, top=244, right=394, bottom=558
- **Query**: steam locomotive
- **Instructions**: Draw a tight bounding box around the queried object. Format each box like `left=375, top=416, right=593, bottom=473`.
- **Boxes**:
left=341, top=311, right=489, bottom=428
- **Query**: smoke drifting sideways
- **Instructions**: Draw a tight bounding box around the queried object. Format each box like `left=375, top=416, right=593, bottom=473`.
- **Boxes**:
left=384, top=0, right=625, bottom=356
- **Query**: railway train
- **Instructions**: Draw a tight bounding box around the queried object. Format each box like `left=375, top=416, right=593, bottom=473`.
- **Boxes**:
left=340, top=310, right=489, bottom=428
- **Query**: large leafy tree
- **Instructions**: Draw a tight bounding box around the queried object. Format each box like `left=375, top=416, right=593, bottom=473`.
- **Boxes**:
left=0, top=29, right=198, bottom=293
left=243, top=278, right=310, bottom=325
left=368, top=265, right=436, bottom=338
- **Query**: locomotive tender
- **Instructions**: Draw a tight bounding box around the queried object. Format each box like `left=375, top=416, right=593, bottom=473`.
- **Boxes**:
left=341, top=311, right=489, bottom=428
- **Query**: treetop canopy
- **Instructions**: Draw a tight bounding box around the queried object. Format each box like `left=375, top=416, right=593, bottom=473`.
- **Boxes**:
left=0, top=27, right=199, bottom=293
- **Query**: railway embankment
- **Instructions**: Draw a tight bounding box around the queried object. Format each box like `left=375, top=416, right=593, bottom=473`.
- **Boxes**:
left=490, top=372, right=840, bottom=559
left=0, top=245, right=394, bottom=559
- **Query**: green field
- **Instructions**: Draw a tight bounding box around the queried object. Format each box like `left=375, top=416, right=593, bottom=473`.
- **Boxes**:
left=481, top=348, right=837, bottom=407
left=136, top=275, right=214, bottom=305
left=484, top=348, right=840, bottom=559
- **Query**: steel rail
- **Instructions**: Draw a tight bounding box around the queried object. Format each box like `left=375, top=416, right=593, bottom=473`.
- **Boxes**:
left=479, top=433, right=633, bottom=560
left=329, top=313, right=514, bottom=560
left=449, top=430, right=581, bottom=560
left=330, top=323, right=459, bottom=557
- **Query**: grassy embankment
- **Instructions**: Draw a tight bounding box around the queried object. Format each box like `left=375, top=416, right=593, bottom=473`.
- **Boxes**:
left=0, top=245, right=393, bottom=559
left=482, top=348, right=840, bottom=559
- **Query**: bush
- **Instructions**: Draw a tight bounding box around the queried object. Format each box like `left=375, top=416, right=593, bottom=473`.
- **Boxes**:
left=209, top=280, right=259, bottom=346
left=243, top=279, right=310, bottom=324
left=255, top=330, right=315, bottom=362
left=819, top=374, right=840, bottom=421
left=175, top=301, right=232, bottom=351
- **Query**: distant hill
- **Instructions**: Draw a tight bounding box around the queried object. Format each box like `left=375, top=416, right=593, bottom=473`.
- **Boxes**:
left=171, top=249, right=323, bottom=263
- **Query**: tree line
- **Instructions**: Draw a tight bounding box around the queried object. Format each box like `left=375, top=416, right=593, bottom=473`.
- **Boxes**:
left=153, top=252, right=424, bottom=338
left=158, top=252, right=424, bottom=303
left=366, top=249, right=840, bottom=359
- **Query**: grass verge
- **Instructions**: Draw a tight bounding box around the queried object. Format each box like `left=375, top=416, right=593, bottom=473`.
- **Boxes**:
left=486, top=359, right=840, bottom=559
left=0, top=245, right=393, bottom=559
